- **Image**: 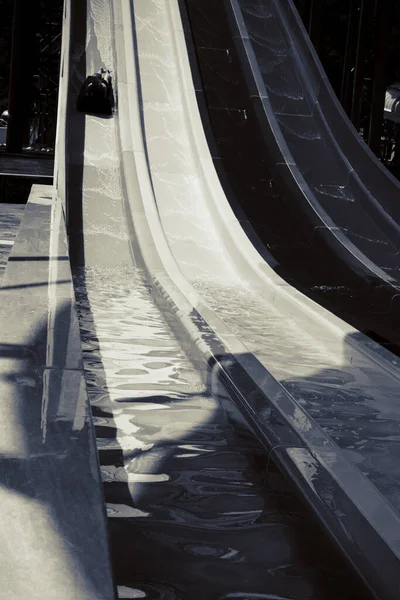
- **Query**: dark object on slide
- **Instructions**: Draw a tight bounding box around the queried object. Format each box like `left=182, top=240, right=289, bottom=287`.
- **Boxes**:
left=76, top=68, right=114, bottom=116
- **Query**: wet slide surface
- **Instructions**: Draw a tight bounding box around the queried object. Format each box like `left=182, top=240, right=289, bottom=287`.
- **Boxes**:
left=183, top=0, right=400, bottom=351
left=74, top=266, right=367, bottom=600
left=182, top=0, right=400, bottom=521
left=66, top=0, right=369, bottom=598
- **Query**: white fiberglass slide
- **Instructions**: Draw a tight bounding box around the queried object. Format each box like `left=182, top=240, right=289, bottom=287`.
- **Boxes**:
left=113, top=0, right=400, bottom=594
left=116, top=0, right=400, bottom=445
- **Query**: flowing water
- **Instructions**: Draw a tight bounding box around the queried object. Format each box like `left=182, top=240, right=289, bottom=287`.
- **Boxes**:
left=192, top=278, right=400, bottom=513
left=73, top=265, right=369, bottom=600
left=73, top=2, right=369, bottom=597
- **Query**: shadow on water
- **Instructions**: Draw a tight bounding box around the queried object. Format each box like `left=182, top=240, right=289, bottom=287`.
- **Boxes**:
left=0, top=263, right=376, bottom=600
left=282, top=329, right=400, bottom=514
left=72, top=266, right=373, bottom=600
left=0, top=244, right=381, bottom=600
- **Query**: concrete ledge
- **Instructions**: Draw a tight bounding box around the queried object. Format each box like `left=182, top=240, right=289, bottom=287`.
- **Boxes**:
left=114, top=2, right=400, bottom=599
left=0, top=184, right=115, bottom=599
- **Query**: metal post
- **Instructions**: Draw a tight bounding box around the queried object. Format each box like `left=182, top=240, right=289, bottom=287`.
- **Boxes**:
left=368, top=0, right=393, bottom=156
left=6, top=0, right=40, bottom=153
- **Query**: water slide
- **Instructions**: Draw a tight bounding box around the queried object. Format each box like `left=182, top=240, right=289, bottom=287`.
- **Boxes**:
left=184, top=0, right=400, bottom=350
left=52, top=0, right=400, bottom=598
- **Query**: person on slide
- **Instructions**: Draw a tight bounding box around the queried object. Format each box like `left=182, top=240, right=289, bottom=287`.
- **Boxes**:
left=77, top=67, right=114, bottom=116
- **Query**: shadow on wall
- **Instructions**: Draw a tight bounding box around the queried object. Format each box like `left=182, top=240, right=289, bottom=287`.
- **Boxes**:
left=74, top=277, right=371, bottom=599
left=0, top=283, right=112, bottom=598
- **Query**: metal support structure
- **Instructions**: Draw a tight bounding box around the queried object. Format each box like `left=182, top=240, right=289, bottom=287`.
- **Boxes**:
left=34, top=0, right=63, bottom=150
left=6, top=0, right=40, bottom=153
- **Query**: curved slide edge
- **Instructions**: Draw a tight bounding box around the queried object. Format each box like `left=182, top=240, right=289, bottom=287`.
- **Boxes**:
left=184, top=0, right=400, bottom=346
left=177, top=0, right=400, bottom=377
left=113, top=1, right=400, bottom=598
left=228, top=1, right=400, bottom=278
left=224, top=0, right=400, bottom=342
left=276, top=0, right=400, bottom=225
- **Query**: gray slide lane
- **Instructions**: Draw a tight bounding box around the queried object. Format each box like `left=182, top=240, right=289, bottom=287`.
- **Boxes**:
left=55, top=0, right=371, bottom=598
left=184, top=0, right=400, bottom=350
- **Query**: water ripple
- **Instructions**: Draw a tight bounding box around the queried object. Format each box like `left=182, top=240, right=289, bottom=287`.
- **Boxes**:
left=73, top=265, right=366, bottom=599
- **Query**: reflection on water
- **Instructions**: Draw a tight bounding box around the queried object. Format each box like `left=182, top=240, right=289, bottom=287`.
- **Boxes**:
left=73, top=266, right=367, bottom=600
left=193, top=278, right=400, bottom=513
